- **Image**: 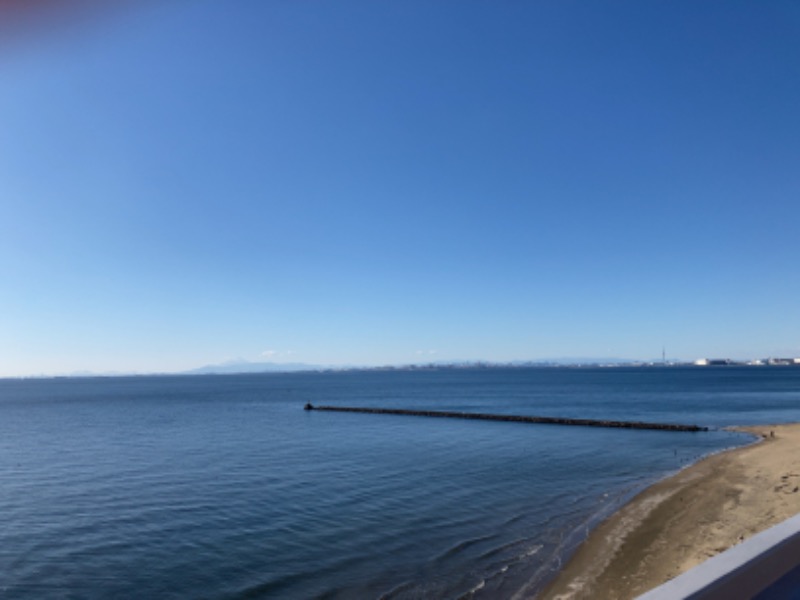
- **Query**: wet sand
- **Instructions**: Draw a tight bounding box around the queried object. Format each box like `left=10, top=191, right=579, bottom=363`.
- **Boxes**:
left=536, top=423, right=800, bottom=600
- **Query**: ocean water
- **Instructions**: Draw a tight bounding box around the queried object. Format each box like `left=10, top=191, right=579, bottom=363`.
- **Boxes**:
left=1, top=366, right=799, bottom=599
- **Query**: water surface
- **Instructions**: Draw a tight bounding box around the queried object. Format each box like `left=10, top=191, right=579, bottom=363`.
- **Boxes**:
left=1, top=367, right=798, bottom=598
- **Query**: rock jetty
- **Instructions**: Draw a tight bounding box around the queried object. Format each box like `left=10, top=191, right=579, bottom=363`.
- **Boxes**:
left=303, top=404, right=708, bottom=432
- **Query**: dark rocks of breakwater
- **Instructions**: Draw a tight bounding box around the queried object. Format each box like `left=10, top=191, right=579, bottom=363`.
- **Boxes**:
left=303, top=404, right=709, bottom=433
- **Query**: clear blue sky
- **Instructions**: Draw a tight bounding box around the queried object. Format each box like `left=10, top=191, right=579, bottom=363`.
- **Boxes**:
left=1, top=1, right=798, bottom=376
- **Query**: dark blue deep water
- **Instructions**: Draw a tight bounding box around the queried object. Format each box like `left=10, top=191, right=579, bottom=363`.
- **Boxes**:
left=1, top=367, right=799, bottom=599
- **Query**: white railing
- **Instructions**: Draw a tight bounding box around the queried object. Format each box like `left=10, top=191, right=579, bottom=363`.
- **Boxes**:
left=637, top=513, right=800, bottom=599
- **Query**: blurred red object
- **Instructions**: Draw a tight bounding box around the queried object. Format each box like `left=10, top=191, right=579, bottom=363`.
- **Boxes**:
left=0, top=0, right=124, bottom=46
left=0, top=0, right=112, bottom=29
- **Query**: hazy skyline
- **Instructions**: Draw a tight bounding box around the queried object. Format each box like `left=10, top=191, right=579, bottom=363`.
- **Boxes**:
left=2, top=2, right=799, bottom=377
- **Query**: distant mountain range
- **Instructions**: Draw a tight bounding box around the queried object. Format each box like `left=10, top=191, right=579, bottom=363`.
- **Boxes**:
left=183, top=360, right=323, bottom=375
left=31, top=357, right=669, bottom=379
left=182, top=357, right=648, bottom=375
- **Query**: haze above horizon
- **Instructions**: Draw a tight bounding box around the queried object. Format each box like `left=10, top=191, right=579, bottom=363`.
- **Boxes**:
left=1, top=2, right=798, bottom=378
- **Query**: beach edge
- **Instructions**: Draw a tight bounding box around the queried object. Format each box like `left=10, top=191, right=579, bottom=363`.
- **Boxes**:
left=533, top=423, right=800, bottom=600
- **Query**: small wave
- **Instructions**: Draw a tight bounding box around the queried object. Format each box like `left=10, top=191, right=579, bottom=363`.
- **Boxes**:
left=478, top=537, right=543, bottom=565
left=501, top=512, right=527, bottom=527
left=477, top=537, right=529, bottom=560
left=378, top=580, right=415, bottom=600
left=432, top=533, right=498, bottom=563
left=456, top=545, right=542, bottom=600
left=236, top=572, right=309, bottom=599
left=523, top=544, right=543, bottom=558
left=492, top=543, right=543, bottom=570
left=454, top=577, right=486, bottom=600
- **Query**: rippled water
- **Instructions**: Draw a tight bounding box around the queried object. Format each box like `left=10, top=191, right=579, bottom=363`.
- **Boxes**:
left=1, top=367, right=799, bottom=599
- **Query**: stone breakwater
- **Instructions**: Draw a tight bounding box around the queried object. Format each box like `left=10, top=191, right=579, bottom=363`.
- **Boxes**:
left=303, top=404, right=709, bottom=433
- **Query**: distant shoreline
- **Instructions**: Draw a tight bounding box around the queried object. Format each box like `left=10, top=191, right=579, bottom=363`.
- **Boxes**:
left=536, top=423, right=800, bottom=599
left=5, top=360, right=800, bottom=380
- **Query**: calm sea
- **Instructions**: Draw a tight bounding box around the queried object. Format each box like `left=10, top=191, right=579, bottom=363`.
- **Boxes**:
left=1, top=367, right=799, bottom=599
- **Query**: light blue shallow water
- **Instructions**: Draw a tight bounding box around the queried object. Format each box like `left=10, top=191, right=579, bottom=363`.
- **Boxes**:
left=1, top=367, right=799, bottom=599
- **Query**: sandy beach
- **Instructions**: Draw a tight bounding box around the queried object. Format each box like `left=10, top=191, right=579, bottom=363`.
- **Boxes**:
left=537, top=423, right=800, bottom=600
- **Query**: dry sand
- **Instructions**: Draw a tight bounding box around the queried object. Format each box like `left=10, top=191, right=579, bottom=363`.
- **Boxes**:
left=536, top=423, right=800, bottom=600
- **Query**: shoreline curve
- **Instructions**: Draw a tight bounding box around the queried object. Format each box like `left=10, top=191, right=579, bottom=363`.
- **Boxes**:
left=534, top=423, right=800, bottom=600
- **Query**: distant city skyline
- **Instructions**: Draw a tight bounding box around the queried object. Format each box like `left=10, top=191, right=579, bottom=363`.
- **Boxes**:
left=8, top=354, right=800, bottom=380
left=1, top=2, right=799, bottom=377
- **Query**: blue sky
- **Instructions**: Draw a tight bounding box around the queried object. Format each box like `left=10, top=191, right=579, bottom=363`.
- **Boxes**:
left=1, top=1, right=799, bottom=376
